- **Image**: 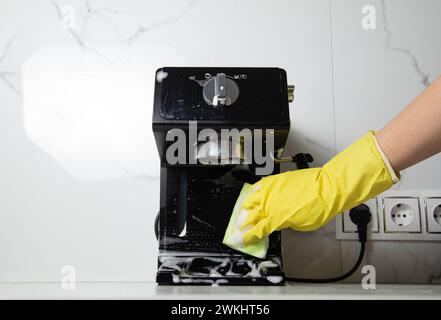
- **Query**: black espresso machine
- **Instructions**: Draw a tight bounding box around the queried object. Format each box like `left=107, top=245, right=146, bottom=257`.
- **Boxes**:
left=152, top=67, right=312, bottom=285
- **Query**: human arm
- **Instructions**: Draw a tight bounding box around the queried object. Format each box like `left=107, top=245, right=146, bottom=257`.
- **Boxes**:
left=240, top=76, right=441, bottom=245
left=376, top=76, right=441, bottom=173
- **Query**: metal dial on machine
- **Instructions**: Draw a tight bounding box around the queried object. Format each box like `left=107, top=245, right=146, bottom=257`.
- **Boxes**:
left=190, top=73, right=240, bottom=107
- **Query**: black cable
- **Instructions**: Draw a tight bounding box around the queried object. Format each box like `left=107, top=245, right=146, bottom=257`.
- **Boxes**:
left=286, top=204, right=370, bottom=283
left=286, top=242, right=365, bottom=283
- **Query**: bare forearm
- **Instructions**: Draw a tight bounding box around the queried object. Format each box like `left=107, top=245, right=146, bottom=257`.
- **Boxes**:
left=376, top=76, right=441, bottom=174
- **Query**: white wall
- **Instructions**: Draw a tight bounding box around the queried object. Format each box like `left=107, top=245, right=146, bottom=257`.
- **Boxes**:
left=0, top=0, right=440, bottom=284
left=333, top=0, right=441, bottom=284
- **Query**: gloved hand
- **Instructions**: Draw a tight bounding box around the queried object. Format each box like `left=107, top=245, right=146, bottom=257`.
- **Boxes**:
left=240, top=131, right=399, bottom=245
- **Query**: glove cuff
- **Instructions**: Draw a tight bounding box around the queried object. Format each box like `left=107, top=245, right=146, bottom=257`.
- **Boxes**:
left=322, top=130, right=397, bottom=215
left=371, top=131, right=400, bottom=183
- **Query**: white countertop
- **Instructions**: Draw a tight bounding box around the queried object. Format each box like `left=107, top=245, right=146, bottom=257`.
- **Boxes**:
left=1, top=282, right=440, bottom=300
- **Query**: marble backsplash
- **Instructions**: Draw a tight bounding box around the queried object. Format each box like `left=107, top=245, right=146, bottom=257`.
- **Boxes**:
left=0, top=0, right=440, bottom=284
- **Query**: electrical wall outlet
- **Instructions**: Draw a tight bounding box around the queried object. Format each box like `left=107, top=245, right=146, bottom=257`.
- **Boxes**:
left=342, top=199, right=379, bottom=233
left=336, top=191, right=441, bottom=241
left=383, top=197, right=421, bottom=233
left=425, top=197, right=441, bottom=233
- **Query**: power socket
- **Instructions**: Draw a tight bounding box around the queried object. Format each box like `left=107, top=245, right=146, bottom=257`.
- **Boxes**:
left=425, top=197, right=441, bottom=233
left=336, top=191, right=441, bottom=241
left=383, top=197, right=421, bottom=233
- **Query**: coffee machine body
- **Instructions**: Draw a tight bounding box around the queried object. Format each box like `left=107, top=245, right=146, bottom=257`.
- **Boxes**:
left=152, top=67, right=291, bottom=285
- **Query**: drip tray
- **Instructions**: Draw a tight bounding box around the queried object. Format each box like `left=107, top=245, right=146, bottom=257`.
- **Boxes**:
left=157, top=254, right=285, bottom=285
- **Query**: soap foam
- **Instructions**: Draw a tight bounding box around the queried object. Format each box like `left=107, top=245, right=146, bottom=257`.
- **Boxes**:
left=223, top=183, right=269, bottom=258
left=159, top=254, right=282, bottom=284
left=229, top=209, right=252, bottom=247
left=235, top=209, right=249, bottom=227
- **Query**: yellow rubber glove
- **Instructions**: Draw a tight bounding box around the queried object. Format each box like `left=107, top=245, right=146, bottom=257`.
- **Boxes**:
left=240, top=131, right=399, bottom=245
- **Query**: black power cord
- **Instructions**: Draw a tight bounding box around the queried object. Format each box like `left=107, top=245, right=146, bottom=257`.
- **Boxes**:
left=286, top=204, right=371, bottom=283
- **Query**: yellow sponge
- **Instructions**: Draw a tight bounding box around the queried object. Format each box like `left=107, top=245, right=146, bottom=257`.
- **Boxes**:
left=222, top=183, right=269, bottom=259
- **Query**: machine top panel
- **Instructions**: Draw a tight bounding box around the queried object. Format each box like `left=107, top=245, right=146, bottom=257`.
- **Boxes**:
left=153, top=67, right=290, bottom=124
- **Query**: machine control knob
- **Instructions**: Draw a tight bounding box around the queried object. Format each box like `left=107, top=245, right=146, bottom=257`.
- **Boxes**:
left=202, top=73, right=239, bottom=107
